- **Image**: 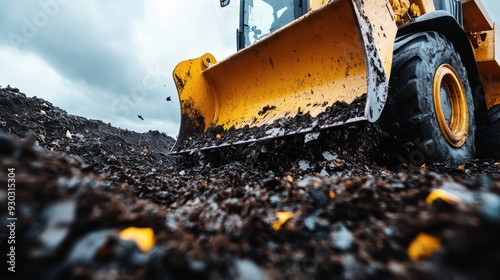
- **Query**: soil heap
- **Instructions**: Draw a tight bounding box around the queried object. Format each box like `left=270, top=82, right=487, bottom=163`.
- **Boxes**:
left=1, top=86, right=499, bottom=280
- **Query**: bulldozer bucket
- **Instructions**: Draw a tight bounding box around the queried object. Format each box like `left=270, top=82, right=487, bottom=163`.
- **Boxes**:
left=171, top=0, right=397, bottom=154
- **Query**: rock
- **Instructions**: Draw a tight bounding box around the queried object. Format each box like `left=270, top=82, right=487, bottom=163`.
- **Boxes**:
left=30, top=199, right=76, bottom=258
left=233, top=259, right=265, bottom=280
left=330, top=223, right=354, bottom=251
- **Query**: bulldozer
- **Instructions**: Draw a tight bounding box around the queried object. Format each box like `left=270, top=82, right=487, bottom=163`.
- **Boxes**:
left=171, top=0, right=500, bottom=165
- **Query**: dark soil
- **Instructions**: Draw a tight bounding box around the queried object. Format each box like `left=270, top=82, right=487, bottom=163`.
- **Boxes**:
left=1, top=86, right=500, bottom=280
left=172, top=94, right=366, bottom=153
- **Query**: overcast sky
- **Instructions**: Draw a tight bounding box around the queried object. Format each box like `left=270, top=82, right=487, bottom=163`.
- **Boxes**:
left=1, top=0, right=499, bottom=138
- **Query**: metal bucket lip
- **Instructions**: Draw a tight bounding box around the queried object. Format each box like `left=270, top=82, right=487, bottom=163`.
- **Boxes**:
left=171, top=0, right=398, bottom=154
left=171, top=95, right=367, bottom=154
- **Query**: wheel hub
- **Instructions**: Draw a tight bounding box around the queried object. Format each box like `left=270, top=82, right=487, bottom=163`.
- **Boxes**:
left=433, top=64, right=468, bottom=148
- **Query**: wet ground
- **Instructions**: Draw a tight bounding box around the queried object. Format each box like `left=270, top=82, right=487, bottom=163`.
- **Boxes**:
left=1, top=87, right=500, bottom=279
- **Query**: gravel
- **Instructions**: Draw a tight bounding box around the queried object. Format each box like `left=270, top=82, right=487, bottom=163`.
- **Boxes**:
left=1, top=87, right=500, bottom=279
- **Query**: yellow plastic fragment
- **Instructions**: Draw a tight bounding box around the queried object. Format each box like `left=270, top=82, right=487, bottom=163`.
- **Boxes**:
left=335, top=158, right=342, bottom=163
left=313, top=181, right=321, bottom=187
left=425, top=189, right=461, bottom=205
left=329, top=190, right=336, bottom=199
left=119, top=227, right=155, bottom=253
left=40, top=110, right=47, bottom=115
left=495, top=162, right=500, bottom=165
left=420, top=163, right=426, bottom=168
left=457, top=164, right=465, bottom=171
left=286, top=176, right=294, bottom=183
left=271, top=211, right=294, bottom=231
left=216, top=134, right=221, bottom=139
left=408, top=233, right=441, bottom=260
left=141, top=149, right=148, bottom=156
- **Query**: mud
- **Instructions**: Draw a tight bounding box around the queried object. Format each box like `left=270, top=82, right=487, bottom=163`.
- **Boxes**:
left=172, top=95, right=366, bottom=153
left=1, top=87, right=500, bottom=280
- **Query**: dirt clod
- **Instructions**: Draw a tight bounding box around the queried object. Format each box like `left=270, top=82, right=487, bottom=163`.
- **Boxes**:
left=1, top=87, right=500, bottom=279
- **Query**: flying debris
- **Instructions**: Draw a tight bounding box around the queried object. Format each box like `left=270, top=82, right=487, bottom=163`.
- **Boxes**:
left=166, top=96, right=172, bottom=102
left=138, top=115, right=144, bottom=121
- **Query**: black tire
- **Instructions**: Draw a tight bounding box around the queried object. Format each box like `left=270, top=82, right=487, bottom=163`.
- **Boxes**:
left=387, top=31, right=475, bottom=166
left=476, top=105, right=500, bottom=160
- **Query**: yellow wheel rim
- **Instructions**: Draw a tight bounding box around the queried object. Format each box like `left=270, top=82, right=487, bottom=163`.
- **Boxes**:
left=433, top=64, right=468, bottom=147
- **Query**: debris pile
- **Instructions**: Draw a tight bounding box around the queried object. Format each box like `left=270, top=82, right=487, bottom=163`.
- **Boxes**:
left=0, top=87, right=176, bottom=173
left=1, top=87, right=500, bottom=279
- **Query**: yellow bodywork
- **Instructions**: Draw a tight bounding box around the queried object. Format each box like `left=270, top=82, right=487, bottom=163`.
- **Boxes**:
left=308, top=0, right=329, bottom=11
left=462, top=0, right=500, bottom=110
left=172, top=0, right=398, bottom=152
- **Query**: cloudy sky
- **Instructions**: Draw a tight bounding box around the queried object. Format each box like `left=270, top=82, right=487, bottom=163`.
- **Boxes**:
left=1, top=0, right=499, bottom=138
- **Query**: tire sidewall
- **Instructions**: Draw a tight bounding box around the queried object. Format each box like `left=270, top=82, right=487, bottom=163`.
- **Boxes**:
left=414, top=33, right=475, bottom=165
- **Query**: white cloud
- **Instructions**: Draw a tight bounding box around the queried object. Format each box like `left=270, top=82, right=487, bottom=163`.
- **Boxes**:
left=0, top=46, right=67, bottom=100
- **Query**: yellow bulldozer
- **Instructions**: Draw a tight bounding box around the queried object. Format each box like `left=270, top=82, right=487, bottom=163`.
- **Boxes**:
left=171, top=0, right=500, bottom=165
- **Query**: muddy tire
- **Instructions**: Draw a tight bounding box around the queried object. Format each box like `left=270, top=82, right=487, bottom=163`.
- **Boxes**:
left=476, top=105, right=500, bottom=160
left=387, top=31, right=475, bottom=165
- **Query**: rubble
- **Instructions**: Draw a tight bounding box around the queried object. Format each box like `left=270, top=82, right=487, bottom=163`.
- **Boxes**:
left=1, top=87, right=500, bottom=279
